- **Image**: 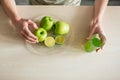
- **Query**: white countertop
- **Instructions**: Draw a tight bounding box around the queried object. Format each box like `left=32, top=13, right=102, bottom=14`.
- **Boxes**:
left=0, top=6, right=120, bottom=80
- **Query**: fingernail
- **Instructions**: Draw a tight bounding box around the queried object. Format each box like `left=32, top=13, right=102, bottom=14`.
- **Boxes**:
left=36, top=40, right=39, bottom=43
left=86, top=37, right=90, bottom=40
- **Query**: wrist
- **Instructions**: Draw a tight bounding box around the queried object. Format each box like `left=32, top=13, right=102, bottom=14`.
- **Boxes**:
left=94, top=14, right=103, bottom=21
left=11, top=16, right=21, bottom=26
left=92, top=16, right=102, bottom=24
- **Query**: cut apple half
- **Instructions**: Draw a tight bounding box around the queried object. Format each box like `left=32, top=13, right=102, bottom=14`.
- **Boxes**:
left=44, top=36, right=55, bottom=47
left=55, top=35, right=65, bottom=45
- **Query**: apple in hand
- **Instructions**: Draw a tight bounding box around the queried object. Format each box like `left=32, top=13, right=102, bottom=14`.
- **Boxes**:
left=84, top=39, right=96, bottom=52
left=34, top=28, right=47, bottom=42
left=84, top=34, right=104, bottom=52
left=54, top=21, right=70, bottom=35
left=40, top=16, right=54, bottom=31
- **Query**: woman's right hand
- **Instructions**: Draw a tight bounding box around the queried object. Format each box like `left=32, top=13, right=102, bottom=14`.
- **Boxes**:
left=86, top=18, right=106, bottom=52
left=12, top=18, right=38, bottom=43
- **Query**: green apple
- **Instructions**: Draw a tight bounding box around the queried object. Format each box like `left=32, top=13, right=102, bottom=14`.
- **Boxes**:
left=54, top=21, right=70, bottom=35
left=40, top=16, right=54, bottom=31
left=55, top=35, right=65, bottom=45
left=84, top=39, right=96, bottom=52
left=92, top=37, right=102, bottom=47
left=34, top=28, right=47, bottom=42
left=84, top=34, right=103, bottom=52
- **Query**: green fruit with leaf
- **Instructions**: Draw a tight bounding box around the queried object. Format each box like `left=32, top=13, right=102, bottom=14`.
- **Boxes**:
left=40, top=16, right=54, bottom=31
left=34, top=28, right=47, bottom=42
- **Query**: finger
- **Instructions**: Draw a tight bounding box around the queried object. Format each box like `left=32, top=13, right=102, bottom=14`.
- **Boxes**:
left=96, top=26, right=104, bottom=34
left=98, top=33, right=106, bottom=49
left=25, top=39, right=38, bottom=44
left=21, top=31, right=38, bottom=43
left=22, top=22, right=38, bottom=40
left=96, top=48, right=101, bottom=52
left=22, top=18, right=38, bottom=30
left=21, top=31, right=36, bottom=42
left=86, top=24, right=96, bottom=40
left=27, top=19, right=38, bottom=30
left=99, top=33, right=106, bottom=45
left=25, top=28, right=38, bottom=40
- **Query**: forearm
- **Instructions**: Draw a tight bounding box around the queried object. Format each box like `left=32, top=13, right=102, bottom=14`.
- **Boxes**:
left=94, top=0, right=108, bottom=21
left=1, top=0, right=20, bottom=22
left=1, top=0, right=40, bottom=43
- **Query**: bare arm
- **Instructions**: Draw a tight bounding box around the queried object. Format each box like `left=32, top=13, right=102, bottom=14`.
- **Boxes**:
left=1, top=0, right=38, bottom=43
left=1, top=0, right=20, bottom=22
left=94, top=0, right=109, bottom=21
left=87, top=0, right=108, bottom=51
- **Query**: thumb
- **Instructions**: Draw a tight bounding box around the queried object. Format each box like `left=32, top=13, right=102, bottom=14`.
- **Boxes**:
left=27, top=19, right=38, bottom=30
left=86, top=25, right=96, bottom=40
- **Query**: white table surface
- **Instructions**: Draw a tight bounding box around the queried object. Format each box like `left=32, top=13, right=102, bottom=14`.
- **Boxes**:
left=0, top=6, right=120, bottom=80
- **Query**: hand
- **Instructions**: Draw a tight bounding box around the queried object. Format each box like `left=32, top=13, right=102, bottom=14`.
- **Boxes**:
left=12, top=18, right=38, bottom=43
left=86, top=18, right=106, bottom=52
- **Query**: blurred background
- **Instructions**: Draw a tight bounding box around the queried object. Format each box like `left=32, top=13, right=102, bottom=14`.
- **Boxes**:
left=15, top=0, right=120, bottom=5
